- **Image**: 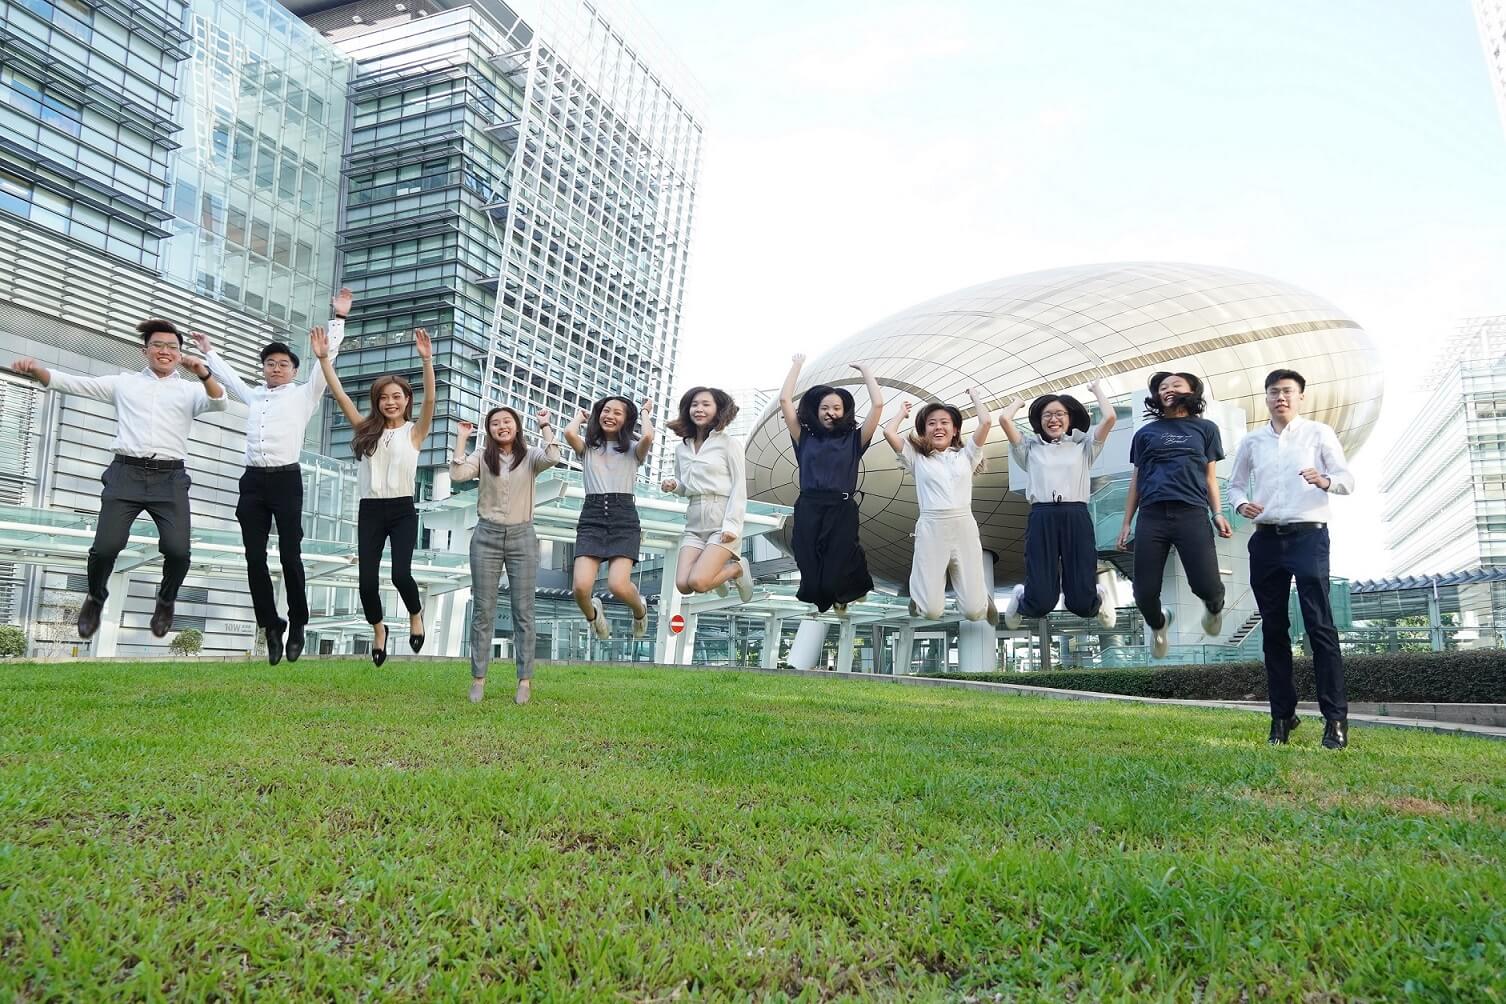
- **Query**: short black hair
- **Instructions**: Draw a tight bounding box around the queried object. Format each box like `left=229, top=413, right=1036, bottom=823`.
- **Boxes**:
left=136, top=319, right=181, bottom=346
left=1264, top=368, right=1306, bottom=392
left=1028, top=394, right=1091, bottom=439
left=259, top=341, right=300, bottom=369
left=795, top=385, right=857, bottom=437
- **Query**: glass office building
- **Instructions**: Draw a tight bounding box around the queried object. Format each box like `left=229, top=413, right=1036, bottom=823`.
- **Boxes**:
left=1477, top=0, right=1506, bottom=134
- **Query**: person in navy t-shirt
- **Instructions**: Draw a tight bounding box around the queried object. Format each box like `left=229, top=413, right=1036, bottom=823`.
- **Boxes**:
left=1115, top=371, right=1232, bottom=658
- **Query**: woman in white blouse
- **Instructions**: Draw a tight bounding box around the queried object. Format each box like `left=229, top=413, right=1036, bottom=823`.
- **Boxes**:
left=314, top=326, right=436, bottom=666
left=660, top=387, right=754, bottom=603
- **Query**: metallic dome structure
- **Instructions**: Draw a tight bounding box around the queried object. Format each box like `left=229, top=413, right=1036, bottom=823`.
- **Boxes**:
left=745, top=261, right=1384, bottom=585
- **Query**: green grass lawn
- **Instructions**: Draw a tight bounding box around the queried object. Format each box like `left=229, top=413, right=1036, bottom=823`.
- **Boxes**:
left=2, top=661, right=1504, bottom=1003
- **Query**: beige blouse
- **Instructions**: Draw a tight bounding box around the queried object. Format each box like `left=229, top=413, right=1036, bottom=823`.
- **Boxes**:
left=449, top=439, right=561, bottom=524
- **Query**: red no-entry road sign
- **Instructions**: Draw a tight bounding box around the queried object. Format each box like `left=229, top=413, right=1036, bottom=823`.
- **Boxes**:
left=669, top=614, right=685, bottom=634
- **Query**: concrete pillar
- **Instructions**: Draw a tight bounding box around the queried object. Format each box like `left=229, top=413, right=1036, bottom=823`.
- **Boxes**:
left=675, top=612, right=698, bottom=664
left=869, top=626, right=885, bottom=674
left=430, top=470, right=453, bottom=551
left=1038, top=616, right=1053, bottom=672
left=892, top=626, right=915, bottom=676
left=652, top=547, right=683, bottom=664
left=788, top=619, right=830, bottom=671
left=957, top=550, right=998, bottom=672
left=436, top=587, right=470, bottom=657
left=1427, top=588, right=1444, bottom=652
left=760, top=616, right=784, bottom=669
left=93, top=570, right=129, bottom=657
left=835, top=618, right=857, bottom=673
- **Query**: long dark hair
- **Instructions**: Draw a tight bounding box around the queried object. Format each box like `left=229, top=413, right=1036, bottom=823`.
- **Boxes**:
left=1028, top=394, right=1091, bottom=439
left=909, top=402, right=964, bottom=457
left=482, top=406, right=529, bottom=475
left=795, top=385, right=857, bottom=437
left=351, top=374, right=413, bottom=459
left=668, top=386, right=738, bottom=442
left=1142, top=371, right=1207, bottom=419
left=584, top=395, right=637, bottom=453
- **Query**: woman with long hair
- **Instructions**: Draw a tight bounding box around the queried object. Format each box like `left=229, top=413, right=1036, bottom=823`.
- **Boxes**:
left=451, top=405, right=558, bottom=704
left=314, top=325, right=435, bottom=666
left=660, top=386, right=753, bottom=602
left=1115, top=371, right=1231, bottom=658
left=882, top=388, right=996, bottom=624
left=997, top=380, right=1117, bottom=629
left=778, top=355, right=883, bottom=613
left=563, top=395, right=655, bottom=641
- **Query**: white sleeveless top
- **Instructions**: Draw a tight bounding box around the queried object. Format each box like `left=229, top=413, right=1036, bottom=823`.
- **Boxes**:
left=358, top=421, right=420, bottom=499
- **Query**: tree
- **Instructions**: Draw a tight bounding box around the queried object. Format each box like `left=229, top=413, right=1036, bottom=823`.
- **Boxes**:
left=0, top=625, right=24, bottom=657
left=168, top=628, right=203, bottom=656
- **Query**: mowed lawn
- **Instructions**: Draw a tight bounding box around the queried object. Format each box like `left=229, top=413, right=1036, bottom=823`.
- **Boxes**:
left=2, top=662, right=1504, bottom=1003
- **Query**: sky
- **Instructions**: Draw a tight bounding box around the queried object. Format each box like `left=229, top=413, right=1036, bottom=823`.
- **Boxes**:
left=630, top=0, right=1506, bottom=580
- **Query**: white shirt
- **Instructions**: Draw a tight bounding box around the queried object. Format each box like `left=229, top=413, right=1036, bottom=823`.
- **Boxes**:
left=47, top=365, right=227, bottom=461
left=582, top=437, right=645, bottom=494
left=359, top=421, right=421, bottom=499
left=1009, top=427, right=1106, bottom=504
left=898, top=438, right=983, bottom=514
left=206, top=318, right=343, bottom=467
left=670, top=429, right=748, bottom=539
left=1228, top=415, right=1354, bottom=525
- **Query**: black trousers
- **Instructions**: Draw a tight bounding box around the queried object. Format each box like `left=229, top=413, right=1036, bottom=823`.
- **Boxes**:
left=1131, top=501, right=1225, bottom=630
left=1250, top=524, right=1347, bottom=720
left=792, top=491, right=873, bottom=612
left=237, top=465, right=308, bottom=629
left=87, top=458, right=191, bottom=604
left=358, top=497, right=422, bottom=625
left=1020, top=502, right=1101, bottom=618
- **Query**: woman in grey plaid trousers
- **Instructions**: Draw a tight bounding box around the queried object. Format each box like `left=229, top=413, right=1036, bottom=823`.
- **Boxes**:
left=450, top=406, right=560, bottom=704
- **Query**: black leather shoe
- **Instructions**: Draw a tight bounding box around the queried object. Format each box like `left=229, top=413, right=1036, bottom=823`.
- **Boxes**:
left=371, top=624, right=388, bottom=668
left=409, top=633, right=425, bottom=653
left=265, top=621, right=285, bottom=666
left=150, top=598, right=175, bottom=638
left=77, top=596, right=103, bottom=639
left=1268, top=714, right=1301, bottom=745
left=285, top=622, right=305, bottom=663
left=1322, top=718, right=1349, bottom=750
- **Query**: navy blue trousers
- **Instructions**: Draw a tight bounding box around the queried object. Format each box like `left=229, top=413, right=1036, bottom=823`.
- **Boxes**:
left=1020, top=502, right=1101, bottom=618
left=1250, top=524, right=1347, bottom=721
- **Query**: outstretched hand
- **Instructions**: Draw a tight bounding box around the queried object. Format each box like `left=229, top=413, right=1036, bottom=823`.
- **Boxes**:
left=640, top=398, right=654, bottom=418
left=191, top=331, right=212, bottom=355
left=414, top=327, right=432, bottom=360
left=310, top=326, right=330, bottom=359
left=456, top=419, right=475, bottom=439
left=536, top=408, right=551, bottom=428
left=332, top=286, right=353, bottom=317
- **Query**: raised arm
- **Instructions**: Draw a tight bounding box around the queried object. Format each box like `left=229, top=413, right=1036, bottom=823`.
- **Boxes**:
left=779, top=354, right=804, bottom=442
left=564, top=407, right=588, bottom=454
left=449, top=419, right=480, bottom=484
left=1089, top=379, right=1116, bottom=443
left=997, top=397, right=1026, bottom=446
left=968, top=387, right=991, bottom=448
left=533, top=409, right=561, bottom=470
left=633, top=399, right=655, bottom=462
left=410, top=327, right=436, bottom=448
left=312, top=328, right=362, bottom=427
left=1116, top=469, right=1140, bottom=551
left=180, top=354, right=227, bottom=412
left=14, top=359, right=115, bottom=400
left=196, top=331, right=254, bottom=405
left=882, top=399, right=912, bottom=454
left=851, top=362, right=884, bottom=446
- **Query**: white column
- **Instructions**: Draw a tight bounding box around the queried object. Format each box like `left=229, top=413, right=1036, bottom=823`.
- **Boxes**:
left=760, top=615, right=784, bottom=668
left=652, top=547, right=683, bottom=664
left=787, top=618, right=829, bottom=671
left=430, top=470, right=453, bottom=551
left=675, top=612, right=698, bottom=664
left=869, top=626, right=885, bottom=674
left=436, top=587, right=470, bottom=657
left=834, top=618, right=857, bottom=673
left=1037, top=616, right=1053, bottom=672
left=92, top=570, right=129, bottom=658
left=892, top=626, right=915, bottom=676
left=957, top=550, right=998, bottom=672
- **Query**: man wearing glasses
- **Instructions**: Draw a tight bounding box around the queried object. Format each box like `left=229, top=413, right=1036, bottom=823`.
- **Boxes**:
left=196, top=288, right=353, bottom=665
left=10, top=320, right=227, bottom=640
left=1228, top=369, right=1355, bottom=749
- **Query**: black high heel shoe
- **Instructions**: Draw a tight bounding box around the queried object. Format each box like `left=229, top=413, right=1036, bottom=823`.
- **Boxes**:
left=409, top=633, right=425, bottom=653
left=372, top=624, right=388, bottom=667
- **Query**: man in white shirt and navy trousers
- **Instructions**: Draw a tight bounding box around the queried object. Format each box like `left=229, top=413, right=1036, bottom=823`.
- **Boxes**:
left=1229, top=368, right=1355, bottom=749
left=197, top=288, right=352, bottom=665
left=10, top=319, right=227, bottom=640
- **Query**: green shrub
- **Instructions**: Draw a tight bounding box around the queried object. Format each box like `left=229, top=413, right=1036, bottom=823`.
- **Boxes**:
left=168, top=628, right=204, bottom=657
left=933, top=650, right=1506, bottom=704
left=0, top=625, right=24, bottom=658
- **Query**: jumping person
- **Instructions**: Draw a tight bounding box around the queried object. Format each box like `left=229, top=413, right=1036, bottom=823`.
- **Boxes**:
left=1115, top=371, right=1231, bottom=659
left=315, top=326, right=436, bottom=666
left=661, top=387, right=754, bottom=603
left=998, top=379, right=1117, bottom=629
left=10, top=321, right=226, bottom=640
left=883, top=388, right=997, bottom=624
left=1229, top=369, right=1354, bottom=749
left=198, top=287, right=355, bottom=665
left=778, top=355, right=882, bottom=613
left=451, top=406, right=559, bottom=705
left=564, top=396, right=654, bottom=641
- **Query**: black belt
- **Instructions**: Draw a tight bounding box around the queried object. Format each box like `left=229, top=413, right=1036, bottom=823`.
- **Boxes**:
left=802, top=489, right=861, bottom=502
left=245, top=462, right=301, bottom=473
left=113, top=454, right=184, bottom=470
left=1256, top=521, right=1325, bottom=534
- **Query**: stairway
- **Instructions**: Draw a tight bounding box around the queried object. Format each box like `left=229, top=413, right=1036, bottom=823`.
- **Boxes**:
left=1229, top=611, right=1262, bottom=647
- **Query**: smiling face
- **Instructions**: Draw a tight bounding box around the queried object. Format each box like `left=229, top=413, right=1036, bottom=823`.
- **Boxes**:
left=689, top=390, right=718, bottom=430
left=924, top=409, right=957, bottom=449
left=818, top=392, right=845, bottom=429
left=598, top=399, right=628, bottom=434
left=1265, top=378, right=1303, bottom=421
left=262, top=352, right=296, bottom=388
left=377, top=381, right=410, bottom=423
left=1039, top=401, right=1071, bottom=441
left=1156, top=374, right=1194, bottom=410
left=141, top=334, right=182, bottom=376
left=488, top=409, right=518, bottom=447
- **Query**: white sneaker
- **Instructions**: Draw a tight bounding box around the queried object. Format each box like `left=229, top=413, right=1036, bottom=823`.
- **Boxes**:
left=1095, top=584, right=1117, bottom=629
left=1003, top=584, right=1024, bottom=630
left=1201, top=604, right=1224, bottom=638
left=590, top=596, right=611, bottom=640
left=469, top=679, right=485, bottom=703
left=632, top=608, right=647, bottom=638
left=735, top=556, right=754, bottom=603
left=834, top=602, right=848, bottom=616
left=714, top=581, right=729, bottom=598
left=1150, top=607, right=1173, bottom=658
left=985, top=597, right=1000, bottom=627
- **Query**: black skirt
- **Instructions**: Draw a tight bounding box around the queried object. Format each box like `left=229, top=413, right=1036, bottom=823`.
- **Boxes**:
left=792, top=491, right=873, bottom=611
left=575, top=492, right=641, bottom=562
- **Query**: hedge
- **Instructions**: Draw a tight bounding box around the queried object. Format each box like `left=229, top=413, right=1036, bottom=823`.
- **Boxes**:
left=932, top=650, right=1506, bottom=705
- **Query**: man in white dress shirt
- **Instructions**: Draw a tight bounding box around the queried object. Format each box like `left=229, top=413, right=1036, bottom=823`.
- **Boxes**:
left=1228, top=368, right=1355, bottom=749
left=197, top=288, right=352, bottom=665
left=10, top=320, right=227, bottom=640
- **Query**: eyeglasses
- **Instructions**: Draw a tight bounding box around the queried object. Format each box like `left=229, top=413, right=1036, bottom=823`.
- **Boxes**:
left=145, top=341, right=181, bottom=352
left=263, top=360, right=295, bottom=370
left=1041, top=409, right=1070, bottom=419
left=1265, top=387, right=1300, bottom=398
